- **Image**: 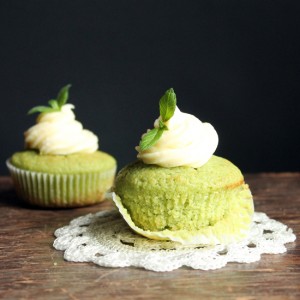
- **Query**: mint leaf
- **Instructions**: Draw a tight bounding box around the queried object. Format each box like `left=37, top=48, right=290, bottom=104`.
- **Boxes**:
left=28, top=106, right=57, bottom=115
left=139, top=88, right=176, bottom=151
left=57, top=84, right=71, bottom=107
left=139, top=127, right=164, bottom=151
left=159, top=88, right=176, bottom=122
left=27, top=84, right=72, bottom=115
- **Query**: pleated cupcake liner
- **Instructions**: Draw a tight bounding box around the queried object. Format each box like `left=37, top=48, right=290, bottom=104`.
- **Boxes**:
left=6, top=159, right=116, bottom=208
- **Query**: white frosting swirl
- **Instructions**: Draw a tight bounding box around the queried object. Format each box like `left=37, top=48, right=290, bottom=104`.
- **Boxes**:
left=24, top=104, right=98, bottom=155
left=136, top=106, right=218, bottom=168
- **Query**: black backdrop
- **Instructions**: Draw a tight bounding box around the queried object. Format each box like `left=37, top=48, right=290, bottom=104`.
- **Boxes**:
left=1, top=0, right=300, bottom=175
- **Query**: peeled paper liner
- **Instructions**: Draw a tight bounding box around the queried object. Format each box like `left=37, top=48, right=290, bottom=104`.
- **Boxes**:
left=53, top=206, right=296, bottom=272
left=110, top=192, right=254, bottom=245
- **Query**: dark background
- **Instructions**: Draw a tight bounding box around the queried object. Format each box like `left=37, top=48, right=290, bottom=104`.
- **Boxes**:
left=1, top=0, right=300, bottom=175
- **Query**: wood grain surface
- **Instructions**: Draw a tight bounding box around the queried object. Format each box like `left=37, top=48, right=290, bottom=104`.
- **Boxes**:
left=0, top=173, right=299, bottom=300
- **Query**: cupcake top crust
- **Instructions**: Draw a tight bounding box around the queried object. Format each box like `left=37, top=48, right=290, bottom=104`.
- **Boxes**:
left=24, top=84, right=99, bottom=155
left=136, top=88, right=218, bottom=168
left=10, top=150, right=116, bottom=174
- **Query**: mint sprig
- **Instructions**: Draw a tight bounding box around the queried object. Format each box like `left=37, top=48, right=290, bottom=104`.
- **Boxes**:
left=139, top=88, right=176, bottom=151
left=27, top=84, right=72, bottom=115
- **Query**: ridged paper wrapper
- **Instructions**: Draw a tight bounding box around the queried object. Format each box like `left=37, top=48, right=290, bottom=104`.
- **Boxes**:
left=6, top=159, right=116, bottom=208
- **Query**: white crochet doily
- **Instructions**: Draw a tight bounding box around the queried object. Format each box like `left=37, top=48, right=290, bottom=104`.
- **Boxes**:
left=53, top=210, right=296, bottom=272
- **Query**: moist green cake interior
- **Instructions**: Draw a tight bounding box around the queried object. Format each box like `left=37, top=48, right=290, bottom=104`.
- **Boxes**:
left=114, top=155, right=253, bottom=232
left=11, top=150, right=116, bottom=174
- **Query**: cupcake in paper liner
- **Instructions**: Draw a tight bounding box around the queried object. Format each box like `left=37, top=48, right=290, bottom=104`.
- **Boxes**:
left=7, top=85, right=116, bottom=208
left=111, top=88, right=254, bottom=245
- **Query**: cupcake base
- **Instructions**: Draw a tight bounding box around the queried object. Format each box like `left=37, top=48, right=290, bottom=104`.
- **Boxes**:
left=111, top=191, right=253, bottom=245
left=6, top=160, right=116, bottom=208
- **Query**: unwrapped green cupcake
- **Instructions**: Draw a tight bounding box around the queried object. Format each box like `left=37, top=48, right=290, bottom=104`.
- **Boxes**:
left=7, top=85, right=116, bottom=208
left=112, top=88, right=253, bottom=245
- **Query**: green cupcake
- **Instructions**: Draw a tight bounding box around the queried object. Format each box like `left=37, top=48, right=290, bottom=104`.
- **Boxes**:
left=113, top=156, right=253, bottom=245
left=112, top=88, right=254, bottom=245
left=7, top=85, right=116, bottom=208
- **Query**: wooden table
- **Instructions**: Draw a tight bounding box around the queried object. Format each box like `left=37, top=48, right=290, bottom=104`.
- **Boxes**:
left=0, top=173, right=299, bottom=299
